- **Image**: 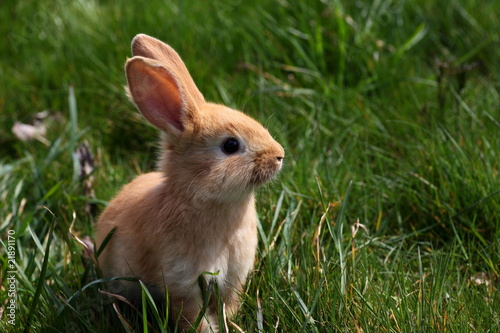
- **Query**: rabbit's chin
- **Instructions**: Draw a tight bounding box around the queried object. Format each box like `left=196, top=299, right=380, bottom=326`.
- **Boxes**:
left=191, top=183, right=255, bottom=204
left=250, top=170, right=281, bottom=187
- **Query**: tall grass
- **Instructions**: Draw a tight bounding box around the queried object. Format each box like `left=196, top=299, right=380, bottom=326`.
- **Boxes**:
left=1, top=0, right=499, bottom=332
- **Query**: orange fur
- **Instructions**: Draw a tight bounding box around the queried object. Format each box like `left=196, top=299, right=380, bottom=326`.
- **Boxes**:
left=96, top=34, right=284, bottom=332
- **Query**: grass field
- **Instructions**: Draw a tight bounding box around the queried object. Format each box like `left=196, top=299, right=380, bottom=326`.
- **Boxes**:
left=1, top=0, right=499, bottom=332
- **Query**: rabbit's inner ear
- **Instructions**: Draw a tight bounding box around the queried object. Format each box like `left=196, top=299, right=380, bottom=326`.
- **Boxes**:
left=131, top=34, right=205, bottom=108
left=126, top=57, right=185, bottom=132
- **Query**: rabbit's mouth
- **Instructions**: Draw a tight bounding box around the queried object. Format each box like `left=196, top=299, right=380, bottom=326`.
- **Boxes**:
left=250, top=160, right=283, bottom=186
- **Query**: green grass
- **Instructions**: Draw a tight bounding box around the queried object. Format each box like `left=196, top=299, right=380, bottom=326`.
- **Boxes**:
left=1, top=0, right=499, bottom=332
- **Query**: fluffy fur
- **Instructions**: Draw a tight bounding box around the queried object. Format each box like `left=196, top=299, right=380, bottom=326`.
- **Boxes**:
left=96, top=34, right=284, bottom=332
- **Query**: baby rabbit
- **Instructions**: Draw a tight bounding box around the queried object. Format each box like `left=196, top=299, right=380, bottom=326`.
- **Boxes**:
left=96, top=34, right=284, bottom=332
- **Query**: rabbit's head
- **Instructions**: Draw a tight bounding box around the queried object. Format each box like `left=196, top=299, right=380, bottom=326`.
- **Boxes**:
left=125, top=34, right=284, bottom=203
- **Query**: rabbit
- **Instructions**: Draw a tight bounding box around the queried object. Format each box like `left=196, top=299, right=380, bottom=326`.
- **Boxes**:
left=95, top=34, right=284, bottom=332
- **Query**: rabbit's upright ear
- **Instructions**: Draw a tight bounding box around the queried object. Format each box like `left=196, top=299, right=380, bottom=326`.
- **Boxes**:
left=130, top=34, right=205, bottom=109
left=126, top=56, right=195, bottom=133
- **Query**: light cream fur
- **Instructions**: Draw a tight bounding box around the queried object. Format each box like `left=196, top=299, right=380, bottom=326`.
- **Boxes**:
left=96, top=34, right=284, bottom=332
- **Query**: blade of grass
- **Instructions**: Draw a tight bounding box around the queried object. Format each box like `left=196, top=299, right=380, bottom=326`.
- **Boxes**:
left=95, top=227, right=116, bottom=258
left=395, top=23, right=427, bottom=60
left=113, top=303, right=135, bottom=333
left=139, top=280, right=166, bottom=332
left=24, top=209, right=55, bottom=333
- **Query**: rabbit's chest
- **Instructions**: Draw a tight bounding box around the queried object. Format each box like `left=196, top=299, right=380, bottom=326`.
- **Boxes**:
left=203, top=227, right=257, bottom=286
left=159, top=217, right=257, bottom=291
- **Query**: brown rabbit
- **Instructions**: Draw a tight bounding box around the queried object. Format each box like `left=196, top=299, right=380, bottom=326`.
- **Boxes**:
left=96, top=34, right=284, bottom=332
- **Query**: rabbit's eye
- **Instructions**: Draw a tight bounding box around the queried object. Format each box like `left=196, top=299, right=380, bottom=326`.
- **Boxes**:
left=222, top=137, right=240, bottom=154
